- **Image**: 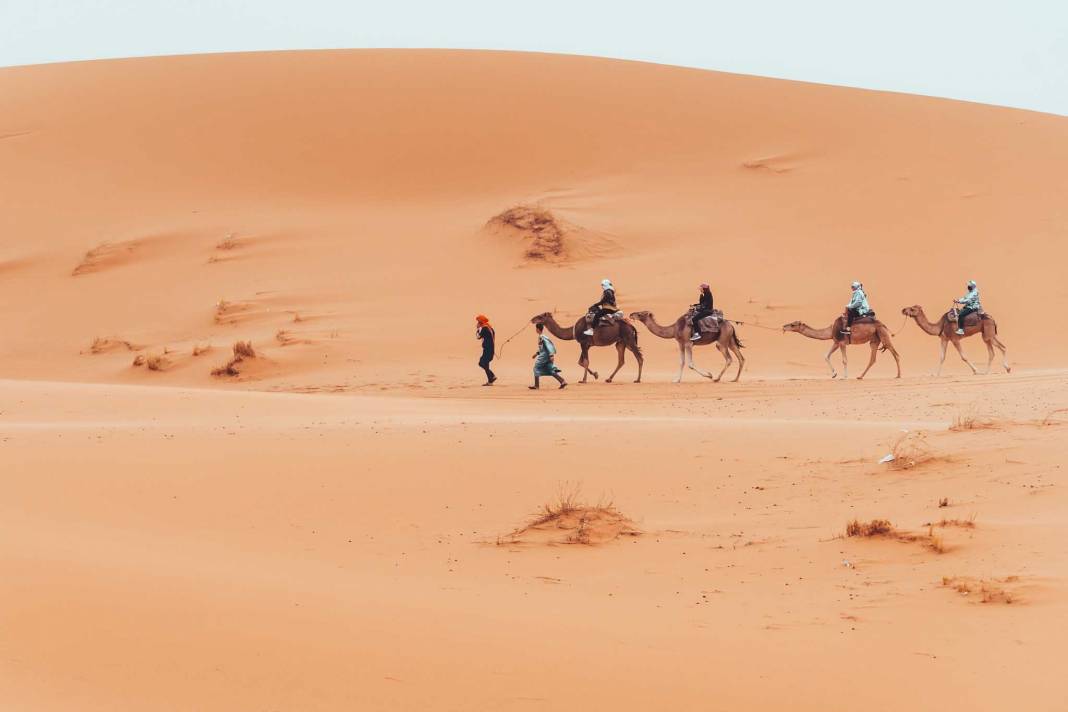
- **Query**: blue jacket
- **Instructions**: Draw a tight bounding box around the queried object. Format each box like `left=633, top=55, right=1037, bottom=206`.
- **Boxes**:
left=957, top=288, right=981, bottom=311
left=847, top=288, right=870, bottom=314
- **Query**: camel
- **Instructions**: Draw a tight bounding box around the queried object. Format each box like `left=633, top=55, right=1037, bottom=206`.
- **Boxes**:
left=901, top=305, right=1009, bottom=375
left=530, top=312, right=643, bottom=383
left=629, top=310, right=745, bottom=382
left=782, top=316, right=901, bottom=379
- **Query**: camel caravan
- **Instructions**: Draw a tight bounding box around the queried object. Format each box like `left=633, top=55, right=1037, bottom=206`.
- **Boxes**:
left=484, top=278, right=1010, bottom=387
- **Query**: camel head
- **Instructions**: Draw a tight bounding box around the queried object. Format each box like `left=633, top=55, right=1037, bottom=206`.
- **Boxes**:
left=782, top=321, right=804, bottom=333
left=629, top=310, right=651, bottom=322
left=901, top=305, right=923, bottom=317
left=530, top=312, right=552, bottom=325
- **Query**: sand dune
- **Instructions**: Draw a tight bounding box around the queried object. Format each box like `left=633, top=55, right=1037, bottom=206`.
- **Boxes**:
left=1, top=50, right=1067, bottom=711
left=2, top=49, right=1067, bottom=388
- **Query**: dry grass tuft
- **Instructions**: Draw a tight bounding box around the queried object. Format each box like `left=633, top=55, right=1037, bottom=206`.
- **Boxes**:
left=942, top=576, right=1019, bottom=604
left=87, top=336, right=139, bottom=354
left=886, top=431, right=938, bottom=470
left=214, top=299, right=256, bottom=324
left=192, top=344, right=212, bottom=357
left=503, top=484, right=640, bottom=546
left=938, top=497, right=950, bottom=508
left=950, top=412, right=998, bottom=431
left=925, top=529, right=946, bottom=554
left=846, top=519, right=893, bottom=537
left=275, top=330, right=309, bottom=346
left=233, top=341, right=255, bottom=359
left=131, top=354, right=145, bottom=367
left=145, top=354, right=170, bottom=372
left=211, top=341, right=256, bottom=377
left=926, top=516, right=976, bottom=529
left=845, top=519, right=946, bottom=553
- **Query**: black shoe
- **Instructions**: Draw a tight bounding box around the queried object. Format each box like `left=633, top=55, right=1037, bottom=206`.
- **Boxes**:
left=528, top=385, right=539, bottom=390
left=559, top=382, right=567, bottom=389
left=488, top=375, right=497, bottom=384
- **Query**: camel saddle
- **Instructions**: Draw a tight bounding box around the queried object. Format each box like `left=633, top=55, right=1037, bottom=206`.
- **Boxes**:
left=587, top=310, right=626, bottom=327
left=948, top=308, right=989, bottom=328
left=692, top=308, right=725, bottom=334
left=836, top=312, right=876, bottom=341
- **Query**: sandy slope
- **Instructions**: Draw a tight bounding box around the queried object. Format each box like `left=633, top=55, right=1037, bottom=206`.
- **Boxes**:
left=2, top=50, right=1067, bottom=388
left=2, top=50, right=1068, bottom=711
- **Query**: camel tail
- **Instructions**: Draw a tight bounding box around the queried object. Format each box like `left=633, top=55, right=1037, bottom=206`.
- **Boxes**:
left=731, top=330, right=744, bottom=349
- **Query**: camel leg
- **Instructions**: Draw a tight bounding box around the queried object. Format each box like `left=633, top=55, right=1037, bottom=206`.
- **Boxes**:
left=712, top=342, right=731, bottom=382
left=605, top=342, right=626, bottom=383
left=983, top=338, right=995, bottom=375
left=578, top=345, right=598, bottom=383
left=686, top=343, right=716, bottom=380
left=951, top=339, right=977, bottom=374
left=824, top=342, right=839, bottom=379
left=995, top=338, right=1010, bottom=373
left=887, top=343, right=902, bottom=379
left=674, top=344, right=685, bottom=383
left=857, top=341, right=878, bottom=380
left=935, top=337, right=948, bottom=377
left=840, top=344, right=849, bottom=380
left=732, top=341, right=745, bottom=382
left=630, top=342, right=643, bottom=383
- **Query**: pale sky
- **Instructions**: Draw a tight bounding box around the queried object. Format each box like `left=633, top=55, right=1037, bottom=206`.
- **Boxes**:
left=2, top=0, right=1066, bottom=115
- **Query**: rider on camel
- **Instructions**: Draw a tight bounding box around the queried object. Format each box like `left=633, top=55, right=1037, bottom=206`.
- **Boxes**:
left=583, top=278, right=617, bottom=336
left=690, top=283, right=715, bottom=341
left=953, top=280, right=981, bottom=335
left=843, top=281, right=871, bottom=334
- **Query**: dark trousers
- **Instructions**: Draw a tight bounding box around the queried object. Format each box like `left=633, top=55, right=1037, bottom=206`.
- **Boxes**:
left=846, top=307, right=863, bottom=327
left=691, top=309, right=713, bottom=335
left=590, top=306, right=613, bottom=328
left=957, top=307, right=977, bottom=330
left=479, top=352, right=495, bottom=381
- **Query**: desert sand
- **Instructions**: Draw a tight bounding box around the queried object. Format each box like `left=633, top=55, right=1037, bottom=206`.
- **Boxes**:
left=2, top=50, right=1067, bottom=711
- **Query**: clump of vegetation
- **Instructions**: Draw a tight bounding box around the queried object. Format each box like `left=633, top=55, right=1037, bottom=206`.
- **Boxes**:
left=925, top=516, right=976, bottom=529
left=211, top=341, right=256, bottom=377
left=87, top=336, right=139, bottom=354
left=886, top=431, right=938, bottom=470
left=950, top=411, right=998, bottom=431
left=502, top=484, right=640, bottom=546
left=845, top=519, right=893, bottom=537
left=145, top=354, right=170, bottom=371
left=942, top=576, right=1019, bottom=604
left=844, top=519, right=945, bottom=553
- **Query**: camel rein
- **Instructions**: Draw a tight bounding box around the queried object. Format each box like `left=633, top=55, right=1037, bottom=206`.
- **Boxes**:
left=889, top=314, right=908, bottom=337
left=732, top=320, right=782, bottom=332
left=495, top=322, right=531, bottom=358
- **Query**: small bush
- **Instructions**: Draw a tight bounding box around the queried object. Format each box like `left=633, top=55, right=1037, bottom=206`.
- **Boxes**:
left=145, top=354, right=169, bottom=371
left=211, top=341, right=255, bottom=377
left=846, top=519, right=893, bottom=537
